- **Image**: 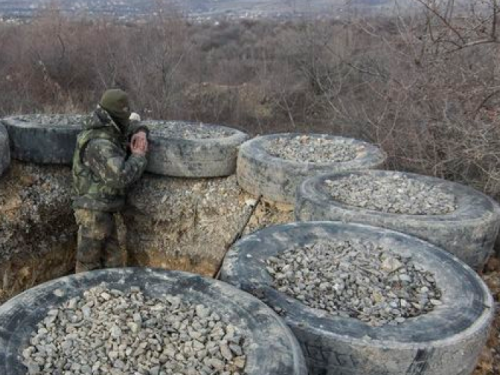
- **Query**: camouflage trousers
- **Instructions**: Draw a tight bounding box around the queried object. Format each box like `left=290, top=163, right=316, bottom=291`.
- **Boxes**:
left=74, top=209, right=123, bottom=273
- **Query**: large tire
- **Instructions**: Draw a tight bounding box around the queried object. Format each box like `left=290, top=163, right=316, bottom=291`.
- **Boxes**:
left=0, top=268, right=307, bottom=375
left=220, top=222, right=494, bottom=375
left=145, top=120, right=249, bottom=177
left=237, top=133, right=386, bottom=204
left=295, top=170, right=500, bottom=270
left=0, top=123, right=10, bottom=176
left=0, top=115, right=84, bottom=165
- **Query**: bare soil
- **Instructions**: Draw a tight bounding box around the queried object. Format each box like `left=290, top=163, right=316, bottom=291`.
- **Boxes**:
left=474, top=257, right=500, bottom=375
left=124, top=174, right=252, bottom=276
left=0, top=162, right=76, bottom=304
left=244, top=199, right=294, bottom=235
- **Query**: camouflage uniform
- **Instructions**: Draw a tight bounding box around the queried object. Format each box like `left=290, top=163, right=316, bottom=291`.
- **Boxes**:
left=72, top=91, right=148, bottom=273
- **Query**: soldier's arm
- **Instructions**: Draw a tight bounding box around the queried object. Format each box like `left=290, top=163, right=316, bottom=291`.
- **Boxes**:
left=83, top=139, right=147, bottom=189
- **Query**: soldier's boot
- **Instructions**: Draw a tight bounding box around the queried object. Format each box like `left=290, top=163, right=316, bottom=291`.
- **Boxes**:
left=74, top=209, right=114, bottom=273
left=103, top=217, right=123, bottom=269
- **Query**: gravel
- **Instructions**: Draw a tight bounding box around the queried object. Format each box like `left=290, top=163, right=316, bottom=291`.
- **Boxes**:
left=266, top=240, right=441, bottom=326
left=14, top=114, right=85, bottom=127
left=325, top=173, right=457, bottom=215
left=145, top=121, right=233, bottom=139
left=266, top=135, right=362, bottom=163
left=22, top=285, right=247, bottom=375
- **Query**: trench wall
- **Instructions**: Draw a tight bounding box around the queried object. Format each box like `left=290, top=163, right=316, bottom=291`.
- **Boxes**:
left=0, top=161, right=292, bottom=304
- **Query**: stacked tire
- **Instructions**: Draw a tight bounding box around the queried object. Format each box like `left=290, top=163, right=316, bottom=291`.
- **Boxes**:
left=220, top=222, right=494, bottom=375
left=0, top=115, right=249, bottom=178
left=237, top=133, right=386, bottom=204
left=295, top=170, right=500, bottom=270
left=145, top=120, right=249, bottom=178
left=0, top=123, right=10, bottom=176
left=1, top=115, right=84, bottom=165
left=0, top=268, right=307, bottom=375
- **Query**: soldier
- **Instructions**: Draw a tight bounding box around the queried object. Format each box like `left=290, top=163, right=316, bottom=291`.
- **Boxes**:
left=72, top=89, right=149, bottom=273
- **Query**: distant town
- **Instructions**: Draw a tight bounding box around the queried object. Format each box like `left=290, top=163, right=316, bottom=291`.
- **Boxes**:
left=0, top=0, right=405, bottom=22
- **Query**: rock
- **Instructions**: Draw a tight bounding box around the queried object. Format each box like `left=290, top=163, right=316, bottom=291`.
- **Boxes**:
left=21, top=285, right=247, bottom=374
left=325, top=173, right=457, bottom=215
left=266, top=135, right=359, bottom=163
left=145, top=120, right=232, bottom=140
left=381, top=257, right=403, bottom=273
left=266, top=239, right=441, bottom=326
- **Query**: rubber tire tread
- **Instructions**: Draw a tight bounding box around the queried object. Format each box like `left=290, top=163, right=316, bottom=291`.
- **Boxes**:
left=1, top=116, right=83, bottom=165
left=0, top=123, right=10, bottom=176
left=295, top=170, right=500, bottom=270
left=146, top=121, right=249, bottom=177
left=220, top=221, right=494, bottom=375
left=0, top=268, right=307, bottom=375
left=237, top=133, right=387, bottom=204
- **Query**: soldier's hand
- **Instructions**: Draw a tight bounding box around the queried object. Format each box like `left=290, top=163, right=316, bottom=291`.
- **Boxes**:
left=131, top=131, right=148, bottom=156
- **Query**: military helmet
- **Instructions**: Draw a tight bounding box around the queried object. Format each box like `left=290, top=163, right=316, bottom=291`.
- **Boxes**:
left=99, top=89, right=131, bottom=122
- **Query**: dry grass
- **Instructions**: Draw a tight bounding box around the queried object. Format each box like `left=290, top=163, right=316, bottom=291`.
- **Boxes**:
left=0, top=2, right=499, bottom=201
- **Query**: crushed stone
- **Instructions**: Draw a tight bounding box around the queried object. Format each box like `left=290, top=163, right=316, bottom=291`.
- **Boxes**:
left=266, top=135, right=362, bottom=163
left=13, top=114, right=85, bottom=127
left=267, top=240, right=441, bottom=326
left=22, top=285, right=247, bottom=375
left=325, top=173, right=457, bottom=215
left=145, top=121, right=233, bottom=139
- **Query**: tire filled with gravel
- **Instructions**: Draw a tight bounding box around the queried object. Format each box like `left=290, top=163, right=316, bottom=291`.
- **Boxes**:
left=1, top=115, right=84, bottom=165
left=0, top=268, right=307, bottom=375
left=0, top=123, right=10, bottom=176
left=220, top=222, right=494, bottom=375
left=295, top=170, right=500, bottom=270
left=237, top=133, right=386, bottom=204
left=145, top=120, right=249, bottom=178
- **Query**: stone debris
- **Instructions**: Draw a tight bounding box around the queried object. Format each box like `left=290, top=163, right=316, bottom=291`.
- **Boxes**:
left=0, top=162, right=74, bottom=261
left=243, top=201, right=294, bottom=236
left=266, top=135, right=363, bottom=163
left=15, top=114, right=85, bottom=127
left=145, top=121, right=232, bottom=139
left=266, top=240, right=441, bottom=326
left=125, top=174, right=249, bottom=275
left=325, top=173, right=457, bottom=215
left=22, top=285, right=247, bottom=375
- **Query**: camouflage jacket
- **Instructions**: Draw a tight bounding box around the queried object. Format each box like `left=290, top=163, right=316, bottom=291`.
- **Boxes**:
left=72, top=107, right=148, bottom=212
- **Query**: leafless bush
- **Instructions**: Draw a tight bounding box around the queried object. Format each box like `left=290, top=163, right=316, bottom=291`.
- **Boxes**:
left=0, top=1, right=499, bottom=198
